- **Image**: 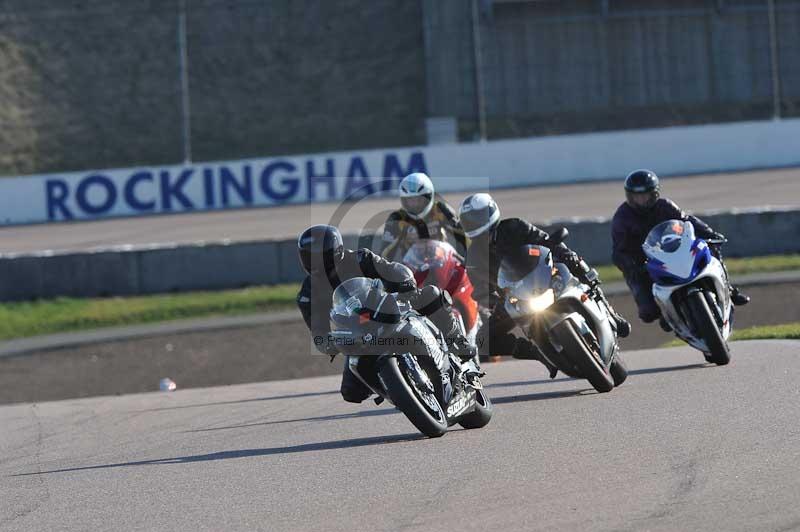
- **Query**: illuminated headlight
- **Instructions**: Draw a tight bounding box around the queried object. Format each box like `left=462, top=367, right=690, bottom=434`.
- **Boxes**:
left=528, top=289, right=555, bottom=312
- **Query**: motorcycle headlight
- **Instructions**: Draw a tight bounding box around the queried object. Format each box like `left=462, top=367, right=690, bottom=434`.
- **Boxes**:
left=528, top=289, right=555, bottom=312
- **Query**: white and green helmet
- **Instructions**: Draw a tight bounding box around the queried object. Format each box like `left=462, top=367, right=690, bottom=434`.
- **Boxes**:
left=459, top=193, right=500, bottom=238
left=399, top=172, right=435, bottom=219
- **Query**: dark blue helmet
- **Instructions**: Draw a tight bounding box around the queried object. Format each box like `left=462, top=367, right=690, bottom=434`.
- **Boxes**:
left=624, top=169, right=660, bottom=212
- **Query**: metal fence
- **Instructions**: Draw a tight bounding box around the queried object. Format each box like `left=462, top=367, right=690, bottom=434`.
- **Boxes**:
left=425, top=0, right=800, bottom=140
left=1, top=0, right=798, bottom=176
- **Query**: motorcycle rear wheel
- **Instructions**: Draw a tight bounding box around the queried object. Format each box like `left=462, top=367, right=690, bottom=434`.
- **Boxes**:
left=457, top=387, right=493, bottom=429
left=379, top=357, right=449, bottom=438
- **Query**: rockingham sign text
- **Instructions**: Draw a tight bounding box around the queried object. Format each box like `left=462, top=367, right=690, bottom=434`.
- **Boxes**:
left=2, top=118, right=799, bottom=225
left=39, top=151, right=425, bottom=223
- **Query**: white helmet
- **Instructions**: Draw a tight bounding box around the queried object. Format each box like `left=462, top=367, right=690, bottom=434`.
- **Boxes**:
left=459, top=193, right=500, bottom=238
left=399, top=173, right=435, bottom=220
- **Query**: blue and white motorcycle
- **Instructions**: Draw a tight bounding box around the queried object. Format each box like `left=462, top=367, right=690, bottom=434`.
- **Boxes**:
left=643, top=220, right=732, bottom=365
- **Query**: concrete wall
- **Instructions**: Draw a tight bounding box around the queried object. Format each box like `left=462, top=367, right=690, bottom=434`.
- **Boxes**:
left=0, top=0, right=184, bottom=176
left=2, top=208, right=798, bottom=301
left=0, top=0, right=425, bottom=176
left=3, top=0, right=800, bottom=176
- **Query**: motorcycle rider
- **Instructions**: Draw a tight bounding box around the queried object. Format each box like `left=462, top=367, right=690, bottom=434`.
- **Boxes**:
left=612, top=169, right=750, bottom=330
left=296, top=224, right=477, bottom=403
left=380, top=172, right=468, bottom=261
left=458, top=193, right=631, bottom=376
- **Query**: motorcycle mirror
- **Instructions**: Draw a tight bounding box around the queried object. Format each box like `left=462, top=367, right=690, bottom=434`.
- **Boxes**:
left=549, top=227, right=569, bottom=245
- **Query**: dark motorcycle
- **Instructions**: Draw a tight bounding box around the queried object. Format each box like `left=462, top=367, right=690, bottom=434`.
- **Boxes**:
left=328, top=277, right=493, bottom=438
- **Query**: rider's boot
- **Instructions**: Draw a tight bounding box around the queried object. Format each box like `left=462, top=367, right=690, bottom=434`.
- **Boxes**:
left=451, top=336, right=479, bottom=364
left=514, top=337, right=558, bottom=379
left=429, top=304, right=479, bottom=365
left=613, top=312, right=632, bottom=338
left=717, top=252, right=749, bottom=306
left=340, top=365, right=372, bottom=404
left=592, top=285, right=631, bottom=338
left=730, top=285, right=750, bottom=306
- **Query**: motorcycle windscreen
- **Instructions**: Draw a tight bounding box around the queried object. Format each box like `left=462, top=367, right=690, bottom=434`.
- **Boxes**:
left=402, top=240, right=454, bottom=271
left=497, top=245, right=552, bottom=295
left=643, top=220, right=695, bottom=255
left=330, top=277, right=401, bottom=331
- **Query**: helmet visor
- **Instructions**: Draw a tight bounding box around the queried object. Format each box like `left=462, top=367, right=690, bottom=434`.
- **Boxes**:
left=401, top=194, right=432, bottom=216
left=627, top=191, right=658, bottom=210
left=300, top=245, right=342, bottom=275
left=461, top=209, right=499, bottom=238
left=330, top=278, right=400, bottom=328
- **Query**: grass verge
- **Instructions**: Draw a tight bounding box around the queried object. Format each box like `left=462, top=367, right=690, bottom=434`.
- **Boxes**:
left=1, top=254, right=799, bottom=343
left=0, top=285, right=298, bottom=342
left=729, top=322, right=800, bottom=341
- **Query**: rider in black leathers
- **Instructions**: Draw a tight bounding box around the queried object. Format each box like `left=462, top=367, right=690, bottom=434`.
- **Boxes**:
left=296, top=224, right=476, bottom=403
left=458, top=193, right=630, bottom=376
left=611, top=169, right=750, bottom=329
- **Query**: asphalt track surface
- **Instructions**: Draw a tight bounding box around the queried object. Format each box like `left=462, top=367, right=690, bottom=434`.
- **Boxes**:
left=2, top=167, right=799, bottom=254
left=2, top=341, right=799, bottom=532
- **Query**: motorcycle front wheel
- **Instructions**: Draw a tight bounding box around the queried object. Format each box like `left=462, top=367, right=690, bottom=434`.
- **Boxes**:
left=684, top=291, right=730, bottom=366
left=379, top=357, right=449, bottom=438
left=610, top=355, right=628, bottom=387
left=551, top=320, right=614, bottom=393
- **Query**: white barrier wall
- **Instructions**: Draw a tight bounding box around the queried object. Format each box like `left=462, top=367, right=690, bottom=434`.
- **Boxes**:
left=2, top=118, right=799, bottom=226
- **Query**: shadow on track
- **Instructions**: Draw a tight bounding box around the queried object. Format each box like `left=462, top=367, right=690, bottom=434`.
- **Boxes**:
left=488, top=362, right=710, bottom=404
left=136, top=389, right=340, bottom=413
left=629, top=363, right=708, bottom=376
left=139, top=362, right=708, bottom=414
left=485, top=361, right=708, bottom=390
left=486, top=375, right=574, bottom=389
left=492, top=389, right=593, bottom=404
left=186, top=408, right=398, bottom=433
left=149, top=363, right=708, bottom=420
left=13, top=432, right=423, bottom=477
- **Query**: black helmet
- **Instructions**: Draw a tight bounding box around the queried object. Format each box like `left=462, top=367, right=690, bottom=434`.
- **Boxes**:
left=458, top=193, right=500, bottom=238
left=624, top=169, right=660, bottom=212
left=297, top=224, right=345, bottom=275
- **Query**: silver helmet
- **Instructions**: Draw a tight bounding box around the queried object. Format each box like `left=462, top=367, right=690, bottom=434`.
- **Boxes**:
left=399, top=172, right=435, bottom=219
left=459, top=193, right=500, bottom=238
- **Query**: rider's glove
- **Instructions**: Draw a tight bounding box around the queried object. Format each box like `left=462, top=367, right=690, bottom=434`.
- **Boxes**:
left=560, top=250, right=582, bottom=270
left=709, top=231, right=726, bottom=242
left=560, top=250, right=600, bottom=286
left=388, top=278, right=417, bottom=295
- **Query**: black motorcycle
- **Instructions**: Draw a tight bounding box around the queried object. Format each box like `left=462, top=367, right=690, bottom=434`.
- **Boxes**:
left=328, top=277, right=493, bottom=438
